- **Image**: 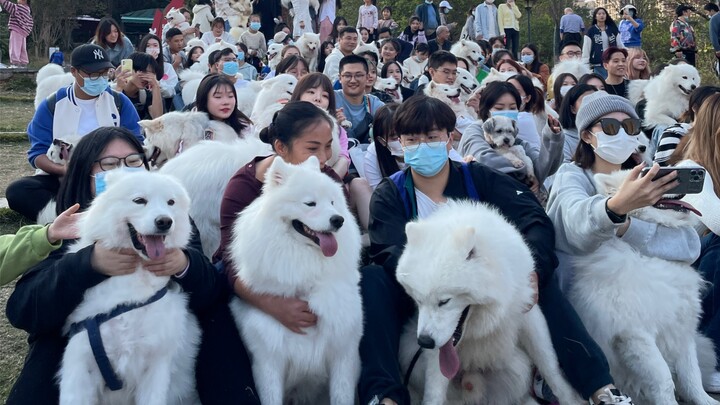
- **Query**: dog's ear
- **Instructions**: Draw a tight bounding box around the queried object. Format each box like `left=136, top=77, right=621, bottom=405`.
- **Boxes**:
left=300, top=155, right=321, bottom=172
left=511, top=120, right=518, bottom=136
left=266, top=157, right=292, bottom=187
left=482, top=118, right=495, bottom=135
left=405, top=222, right=423, bottom=246
left=138, top=118, right=163, bottom=134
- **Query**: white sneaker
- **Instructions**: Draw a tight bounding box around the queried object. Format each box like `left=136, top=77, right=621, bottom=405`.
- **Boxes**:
left=590, top=387, right=633, bottom=405
left=703, top=371, right=720, bottom=394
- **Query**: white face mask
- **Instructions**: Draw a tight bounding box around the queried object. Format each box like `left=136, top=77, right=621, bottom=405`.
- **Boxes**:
left=146, top=46, right=161, bottom=58
left=559, top=85, right=574, bottom=97
left=592, top=128, right=639, bottom=164
left=387, top=140, right=404, bottom=157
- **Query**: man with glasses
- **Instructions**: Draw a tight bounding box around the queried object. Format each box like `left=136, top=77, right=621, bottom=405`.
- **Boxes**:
left=5, top=44, right=142, bottom=221
left=558, top=41, right=582, bottom=62
left=334, top=54, right=385, bottom=143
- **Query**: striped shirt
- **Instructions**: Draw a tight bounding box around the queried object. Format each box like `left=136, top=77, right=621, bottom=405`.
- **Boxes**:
left=654, top=123, right=690, bottom=166
left=0, top=0, right=33, bottom=36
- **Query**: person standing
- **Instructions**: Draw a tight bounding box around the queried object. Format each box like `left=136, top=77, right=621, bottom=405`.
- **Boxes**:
left=671, top=4, right=697, bottom=65
left=474, top=0, right=499, bottom=42
left=192, top=0, right=215, bottom=35
left=0, top=0, right=32, bottom=68
left=414, top=0, right=441, bottom=39
left=497, top=0, right=521, bottom=57
left=618, top=5, right=644, bottom=48
left=357, top=0, right=379, bottom=41
left=560, top=8, right=584, bottom=47
left=582, top=7, right=623, bottom=78
left=707, top=3, right=720, bottom=68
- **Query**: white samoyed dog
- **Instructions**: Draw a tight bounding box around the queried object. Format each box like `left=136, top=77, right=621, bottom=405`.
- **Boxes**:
left=228, top=156, right=363, bottom=404
left=35, top=63, right=74, bottom=109
left=570, top=170, right=717, bottom=405
left=424, top=81, right=476, bottom=120
left=267, top=42, right=285, bottom=71
left=450, top=40, right=483, bottom=77
left=160, top=138, right=272, bottom=258
left=375, top=76, right=403, bottom=103
left=396, top=200, right=580, bottom=404
left=296, top=32, right=321, bottom=71
left=642, top=63, right=700, bottom=128
left=59, top=170, right=200, bottom=405
left=46, top=135, right=81, bottom=166
left=455, top=67, right=480, bottom=103
left=140, top=110, right=238, bottom=167
left=179, top=69, right=206, bottom=105
left=250, top=74, right=298, bottom=137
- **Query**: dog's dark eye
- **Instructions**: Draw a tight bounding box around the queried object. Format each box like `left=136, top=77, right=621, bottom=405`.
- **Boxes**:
left=305, top=202, right=316, bottom=207
left=133, top=197, right=148, bottom=205
left=167, top=199, right=175, bottom=206
left=438, top=298, right=451, bottom=307
left=682, top=76, right=688, bottom=79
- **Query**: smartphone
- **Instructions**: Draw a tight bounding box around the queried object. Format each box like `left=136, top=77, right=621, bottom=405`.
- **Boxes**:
left=120, top=59, right=133, bottom=73
left=641, top=166, right=705, bottom=194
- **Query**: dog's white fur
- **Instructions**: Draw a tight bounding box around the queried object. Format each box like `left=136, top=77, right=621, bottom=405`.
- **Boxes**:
left=59, top=170, right=200, bottom=405
left=400, top=64, right=417, bottom=87
left=140, top=111, right=238, bottom=167
left=482, top=115, right=536, bottom=182
left=450, top=40, right=483, bottom=77
left=425, top=81, right=476, bottom=120
left=550, top=59, right=591, bottom=84
left=227, top=0, right=253, bottom=29
left=228, top=156, right=363, bottom=404
left=184, top=38, right=206, bottom=54
left=160, top=138, right=272, bottom=258
left=375, top=77, right=403, bottom=103
left=250, top=74, right=298, bottom=137
left=354, top=41, right=380, bottom=62
left=642, top=64, right=700, bottom=128
left=267, top=42, right=285, bottom=71
left=35, top=63, right=74, bottom=109
left=397, top=200, right=580, bottom=404
left=296, top=32, right=320, bottom=71
left=455, top=67, right=480, bottom=103
left=569, top=170, right=718, bottom=405
left=179, top=70, right=206, bottom=105
left=46, top=135, right=81, bottom=166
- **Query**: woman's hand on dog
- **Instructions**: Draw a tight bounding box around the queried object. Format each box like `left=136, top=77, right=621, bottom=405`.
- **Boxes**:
left=259, top=295, right=318, bottom=334
left=145, top=249, right=189, bottom=277
left=91, top=245, right=139, bottom=276
left=47, top=203, right=81, bottom=243
left=607, top=163, right=679, bottom=216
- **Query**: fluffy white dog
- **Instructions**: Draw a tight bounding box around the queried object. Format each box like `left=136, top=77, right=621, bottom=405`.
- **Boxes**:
left=455, top=67, right=480, bottom=102
left=642, top=63, right=700, bottom=128
left=59, top=170, right=200, bottom=405
left=250, top=73, right=298, bottom=137
left=570, top=170, right=717, bottom=405
left=140, top=111, right=238, bottom=167
left=424, top=81, right=476, bottom=121
left=160, top=138, right=272, bottom=258
left=267, top=42, right=285, bottom=71
left=45, top=135, right=81, bottom=166
left=228, top=156, right=363, bottom=404
left=375, top=77, right=403, bottom=103
left=397, top=200, right=579, bottom=404
left=296, top=32, right=321, bottom=71
left=450, top=40, right=483, bottom=77
left=35, top=63, right=74, bottom=109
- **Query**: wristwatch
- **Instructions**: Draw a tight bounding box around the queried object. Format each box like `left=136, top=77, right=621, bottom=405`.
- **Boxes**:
left=605, top=198, right=627, bottom=224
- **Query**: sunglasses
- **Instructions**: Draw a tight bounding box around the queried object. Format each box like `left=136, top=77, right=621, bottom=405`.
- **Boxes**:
left=592, top=118, right=642, bottom=136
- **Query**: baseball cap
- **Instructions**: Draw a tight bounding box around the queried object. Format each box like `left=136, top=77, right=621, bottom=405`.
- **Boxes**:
left=439, top=0, right=453, bottom=9
left=620, top=4, right=636, bottom=11
left=71, top=44, right=114, bottom=72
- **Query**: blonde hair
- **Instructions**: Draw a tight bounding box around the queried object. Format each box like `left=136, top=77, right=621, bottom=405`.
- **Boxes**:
left=684, top=93, right=720, bottom=195
left=626, top=48, right=650, bottom=80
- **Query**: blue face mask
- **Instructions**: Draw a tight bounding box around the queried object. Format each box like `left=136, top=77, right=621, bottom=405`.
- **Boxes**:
left=94, top=167, right=145, bottom=196
left=237, top=51, right=245, bottom=61
left=491, top=109, right=519, bottom=121
left=80, top=76, right=109, bottom=97
left=223, top=61, right=239, bottom=76
left=250, top=22, right=261, bottom=31
left=520, top=54, right=534, bottom=65
left=403, top=141, right=449, bottom=177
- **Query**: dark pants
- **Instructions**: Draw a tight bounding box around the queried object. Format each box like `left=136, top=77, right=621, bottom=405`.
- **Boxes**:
left=696, top=232, right=720, bottom=364
left=357, top=265, right=612, bottom=404
left=560, top=32, right=583, bottom=49
left=6, top=175, right=60, bottom=222
left=6, top=335, right=65, bottom=404
left=504, top=28, right=520, bottom=58
left=682, top=50, right=697, bottom=66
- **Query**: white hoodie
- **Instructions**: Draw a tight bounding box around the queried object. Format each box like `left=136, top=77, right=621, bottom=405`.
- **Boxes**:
left=192, top=4, right=215, bottom=34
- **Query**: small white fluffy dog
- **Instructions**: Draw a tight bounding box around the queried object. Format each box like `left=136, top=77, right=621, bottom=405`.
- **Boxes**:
left=35, top=63, right=74, bottom=109
left=642, top=63, right=700, bottom=128
left=59, top=170, right=200, bottom=405
left=140, top=111, right=238, bottom=167
left=250, top=73, right=298, bottom=137
left=570, top=170, right=717, bottom=405
left=267, top=42, right=285, bottom=71
left=482, top=115, right=535, bottom=181
left=450, top=40, right=483, bottom=77
left=296, top=32, right=320, bottom=71
left=397, top=200, right=580, bottom=404
left=375, top=77, right=403, bottom=103
left=229, top=156, right=363, bottom=404
left=160, top=138, right=272, bottom=258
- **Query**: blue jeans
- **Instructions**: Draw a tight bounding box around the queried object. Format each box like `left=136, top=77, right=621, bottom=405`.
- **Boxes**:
left=696, top=232, right=720, bottom=365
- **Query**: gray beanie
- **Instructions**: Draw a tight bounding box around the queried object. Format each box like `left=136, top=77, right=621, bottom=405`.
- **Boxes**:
left=575, top=91, right=639, bottom=133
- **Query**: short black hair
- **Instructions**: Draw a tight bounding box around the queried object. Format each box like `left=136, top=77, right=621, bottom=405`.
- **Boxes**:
left=676, top=4, right=692, bottom=16
left=427, top=50, right=457, bottom=70
left=394, top=95, right=456, bottom=135
left=414, top=42, right=430, bottom=53
left=560, top=41, right=582, bottom=52
left=705, top=2, right=719, bottom=12
left=259, top=101, right=333, bottom=149
left=339, top=54, right=369, bottom=73
left=339, top=26, right=358, bottom=38
left=208, top=49, right=222, bottom=65
left=165, top=27, right=183, bottom=41
left=129, top=52, right=161, bottom=80
left=217, top=47, right=236, bottom=60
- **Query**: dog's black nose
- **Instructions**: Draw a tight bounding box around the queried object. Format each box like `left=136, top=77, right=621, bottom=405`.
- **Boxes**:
left=691, top=84, right=697, bottom=90
left=418, top=335, right=436, bottom=349
left=503, top=138, right=511, bottom=145
left=638, top=145, right=647, bottom=153
left=330, top=215, right=344, bottom=230
left=155, top=216, right=173, bottom=231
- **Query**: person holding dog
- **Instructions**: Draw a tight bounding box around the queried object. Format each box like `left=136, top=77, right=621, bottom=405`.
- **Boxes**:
left=5, top=44, right=142, bottom=222
left=359, top=95, right=634, bottom=405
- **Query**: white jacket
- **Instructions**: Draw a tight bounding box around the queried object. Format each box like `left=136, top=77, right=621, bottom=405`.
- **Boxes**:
left=322, top=48, right=345, bottom=82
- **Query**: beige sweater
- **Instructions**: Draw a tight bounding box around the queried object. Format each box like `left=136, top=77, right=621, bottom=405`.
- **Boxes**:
left=240, top=30, right=267, bottom=56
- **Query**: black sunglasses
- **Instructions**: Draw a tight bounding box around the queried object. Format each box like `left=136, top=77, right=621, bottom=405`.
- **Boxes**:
left=592, top=118, right=642, bottom=136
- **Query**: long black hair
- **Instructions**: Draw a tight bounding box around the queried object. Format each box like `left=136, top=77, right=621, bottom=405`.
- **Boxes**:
left=56, top=127, right=148, bottom=215
left=138, top=34, right=165, bottom=80
left=558, top=84, right=597, bottom=129
left=259, top=101, right=334, bottom=151
left=521, top=43, right=542, bottom=74
left=195, top=74, right=252, bottom=135
left=372, top=103, right=401, bottom=177
left=592, top=7, right=618, bottom=30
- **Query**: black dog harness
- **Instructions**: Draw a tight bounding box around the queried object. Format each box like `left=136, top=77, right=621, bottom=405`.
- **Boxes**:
left=66, top=285, right=169, bottom=391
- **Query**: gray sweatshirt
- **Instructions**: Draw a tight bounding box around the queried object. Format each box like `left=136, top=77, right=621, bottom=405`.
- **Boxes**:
left=458, top=120, right=564, bottom=184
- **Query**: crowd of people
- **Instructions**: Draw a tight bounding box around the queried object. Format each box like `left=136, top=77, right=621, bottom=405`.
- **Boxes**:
left=3, top=0, right=720, bottom=404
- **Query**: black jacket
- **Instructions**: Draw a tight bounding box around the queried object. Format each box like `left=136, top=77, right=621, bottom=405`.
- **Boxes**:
left=368, top=161, right=559, bottom=287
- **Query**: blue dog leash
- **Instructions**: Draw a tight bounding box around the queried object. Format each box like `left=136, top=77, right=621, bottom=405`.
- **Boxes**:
left=66, top=285, right=170, bottom=391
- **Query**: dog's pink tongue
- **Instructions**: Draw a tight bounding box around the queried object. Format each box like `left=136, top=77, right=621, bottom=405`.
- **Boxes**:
left=439, top=340, right=460, bottom=379
left=316, top=232, right=338, bottom=257
left=141, top=235, right=166, bottom=260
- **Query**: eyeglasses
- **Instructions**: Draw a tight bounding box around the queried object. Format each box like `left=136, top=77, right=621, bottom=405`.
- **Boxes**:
left=94, top=153, right=146, bottom=171
left=562, top=51, right=582, bottom=57
left=341, top=73, right=366, bottom=81
left=592, top=118, right=642, bottom=136
left=81, top=70, right=110, bottom=80
left=401, top=133, right=449, bottom=151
